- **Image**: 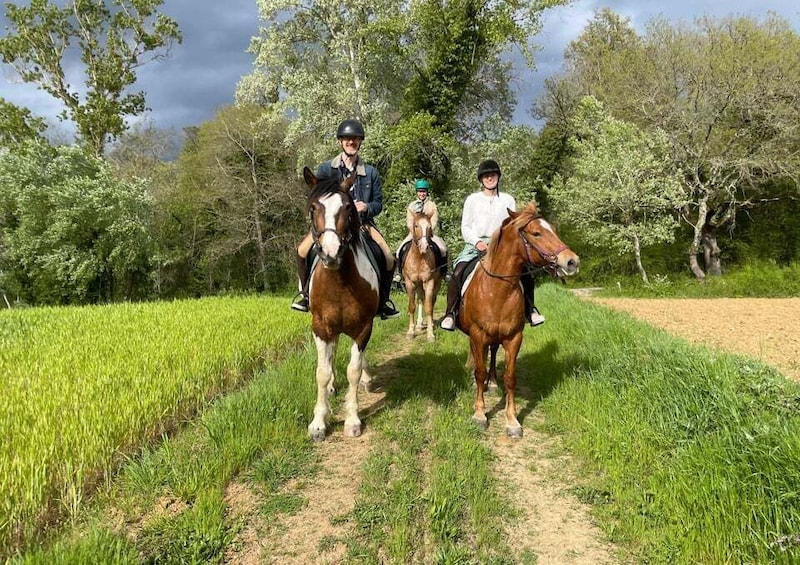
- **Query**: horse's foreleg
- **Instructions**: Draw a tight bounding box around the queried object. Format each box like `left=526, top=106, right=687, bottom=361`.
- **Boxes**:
left=359, top=355, right=372, bottom=392
left=423, top=280, right=435, bottom=341
left=405, top=280, right=416, bottom=338
left=471, top=339, right=489, bottom=430
left=309, top=336, right=336, bottom=442
left=502, top=334, right=524, bottom=438
left=487, top=345, right=499, bottom=390
left=344, top=341, right=364, bottom=438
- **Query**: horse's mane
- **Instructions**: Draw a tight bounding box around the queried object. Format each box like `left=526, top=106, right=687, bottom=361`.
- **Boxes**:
left=486, top=202, right=540, bottom=257
left=307, top=174, right=362, bottom=243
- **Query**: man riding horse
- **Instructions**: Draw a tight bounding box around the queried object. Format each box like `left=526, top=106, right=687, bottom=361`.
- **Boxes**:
left=292, top=119, right=400, bottom=320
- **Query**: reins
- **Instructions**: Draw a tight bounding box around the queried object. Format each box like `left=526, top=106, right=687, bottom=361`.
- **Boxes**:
left=479, top=215, right=564, bottom=279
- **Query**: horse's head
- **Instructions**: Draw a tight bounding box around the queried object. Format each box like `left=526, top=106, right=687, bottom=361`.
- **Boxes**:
left=303, top=166, right=361, bottom=269
left=506, top=203, right=579, bottom=277
left=410, top=212, right=433, bottom=254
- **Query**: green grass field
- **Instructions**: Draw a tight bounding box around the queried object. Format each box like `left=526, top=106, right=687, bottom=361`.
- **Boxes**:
left=4, top=286, right=800, bottom=562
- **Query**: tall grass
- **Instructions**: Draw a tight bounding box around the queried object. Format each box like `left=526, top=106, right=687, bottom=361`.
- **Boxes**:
left=7, top=285, right=800, bottom=562
left=0, top=295, right=307, bottom=556
left=535, top=284, right=800, bottom=562
left=593, top=260, right=800, bottom=298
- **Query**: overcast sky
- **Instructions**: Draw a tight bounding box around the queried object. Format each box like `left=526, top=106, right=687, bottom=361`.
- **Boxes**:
left=0, top=0, right=798, bottom=139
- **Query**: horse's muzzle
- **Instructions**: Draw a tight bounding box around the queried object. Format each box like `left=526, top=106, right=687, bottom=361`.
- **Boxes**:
left=556, top=253, right=580, bottom=277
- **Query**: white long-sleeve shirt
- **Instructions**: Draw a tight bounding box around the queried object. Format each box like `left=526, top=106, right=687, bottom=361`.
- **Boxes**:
left=460, top=191, right=516, bottom=246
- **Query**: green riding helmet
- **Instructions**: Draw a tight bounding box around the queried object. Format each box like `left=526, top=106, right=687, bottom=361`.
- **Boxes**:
left=415, top=179, right=431, bottom=191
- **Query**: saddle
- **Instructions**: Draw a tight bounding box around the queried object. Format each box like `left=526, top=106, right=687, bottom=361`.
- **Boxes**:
left=307, top=228, right=386, bottom=283
left=397, top=240, right=447, bottom=275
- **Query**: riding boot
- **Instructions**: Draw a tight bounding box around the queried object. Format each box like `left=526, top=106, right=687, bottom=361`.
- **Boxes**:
left=394, top=241, right=410, bottom=283
left=440, top=262, right=466, bottom=331
left=521, top=273, right=545, bottom=326
left=291, top=253, right=310, bottom=312
left=379, top=268, right=400, bottom=319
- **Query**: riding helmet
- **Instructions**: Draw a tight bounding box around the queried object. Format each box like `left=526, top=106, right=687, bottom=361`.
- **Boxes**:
left=476, top=159, right=502, bottom=180
left=415, top=179, right=431, bottom=191
left=336, top=118, right=365, bottom=139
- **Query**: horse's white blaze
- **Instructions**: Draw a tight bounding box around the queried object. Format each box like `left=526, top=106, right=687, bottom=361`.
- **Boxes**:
left=539, top=218, right=555, bottom=233
left=318, top=193, right=344, bottom=260
left=415, top=218, right=430, bottom=254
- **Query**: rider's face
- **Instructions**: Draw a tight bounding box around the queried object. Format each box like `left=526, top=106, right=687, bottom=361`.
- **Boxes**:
left=480, top=173, right=499, bottom=189
left=339, top=136, right=362, bottom=155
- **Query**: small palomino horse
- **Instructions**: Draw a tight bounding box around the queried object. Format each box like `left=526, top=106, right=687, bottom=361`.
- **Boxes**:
left=457, top=202, right=579, bottom=438
left=401, top=211, right=444, bottom=341
left=303, top=167, right=379, bottom=442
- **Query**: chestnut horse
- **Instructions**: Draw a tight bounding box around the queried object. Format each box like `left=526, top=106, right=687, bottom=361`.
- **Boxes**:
left=303, top=167, right=379, bottom=442
left=457, top=202, right=579, bottom=438
left=401, top=211, right=444, bottom=341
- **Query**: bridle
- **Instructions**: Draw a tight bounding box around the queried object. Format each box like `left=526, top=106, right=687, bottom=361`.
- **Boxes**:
left=479, top=215, right=565, bottom=279
left=309, top=197, right=355, bottom=263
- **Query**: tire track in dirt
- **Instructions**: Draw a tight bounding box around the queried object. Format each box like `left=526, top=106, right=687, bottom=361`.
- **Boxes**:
left=482, top=375, right=619, bottom=564
left=226, top=324, right=620, bottom=563
left=224, top=337, right=406, bottom=564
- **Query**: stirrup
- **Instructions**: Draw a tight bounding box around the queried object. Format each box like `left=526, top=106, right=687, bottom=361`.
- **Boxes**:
left=291, top=294, right=309, bottom=312
left=380, top=299, right=400, bottom=320
left=527, top=307, right=545, bottom=327
left=440, top=314, right=456, bottom=331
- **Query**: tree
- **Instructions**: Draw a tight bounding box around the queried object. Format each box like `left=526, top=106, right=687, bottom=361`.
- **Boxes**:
left=0, top=98, right=47, bottom=147
left=0, top=140, right=154, bottom=304
left=158, top=105, right=302, bottom=295
left=237, top=0, right=567, bottom=171
left=0, top=0, right=181, bottom=156
left=545, top=11, right=800, bottom=279
left=550, top=97, right=685, bottom=283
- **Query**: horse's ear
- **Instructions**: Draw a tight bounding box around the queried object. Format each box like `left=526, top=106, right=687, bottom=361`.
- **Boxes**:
left=340, top=173, right=356, bottom=191
left=303, top=167, right=318, bottom=188
left=508, top=208, right=519, bottom=219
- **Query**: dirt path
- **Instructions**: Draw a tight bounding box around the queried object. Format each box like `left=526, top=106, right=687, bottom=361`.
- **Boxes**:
left=226, top=329, right=618, bottom=564
left=224, top=295, right=800, bottom=563
left=583, top=296, right=800, bottom=382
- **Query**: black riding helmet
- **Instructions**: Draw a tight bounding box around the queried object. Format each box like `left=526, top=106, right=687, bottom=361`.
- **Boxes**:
left=336, top=119, right=365, bottom=139
left=476, top=159, right=501, bottom=180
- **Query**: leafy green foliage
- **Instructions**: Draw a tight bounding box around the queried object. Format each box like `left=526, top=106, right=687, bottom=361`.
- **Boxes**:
left=0, top=140, right=154, bottom=303
left=545, top=11, right=800, bottom=278
left=0, top=0, right=181, bottom=155
left=0, top=98, right=47, bottom=148
left=550, top=97, right=685, bottom=282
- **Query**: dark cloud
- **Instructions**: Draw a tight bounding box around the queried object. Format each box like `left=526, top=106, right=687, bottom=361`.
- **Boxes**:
left=1, top=0, right=798, bottom=136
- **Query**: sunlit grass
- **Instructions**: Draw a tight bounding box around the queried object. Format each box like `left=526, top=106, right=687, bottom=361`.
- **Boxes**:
left=7, top=284, right=800, bottom=562
left=0, top=295, right=307, bottom=555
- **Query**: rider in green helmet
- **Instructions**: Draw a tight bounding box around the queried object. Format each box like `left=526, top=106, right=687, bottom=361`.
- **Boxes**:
left=395, top=178, right=448, bottom=282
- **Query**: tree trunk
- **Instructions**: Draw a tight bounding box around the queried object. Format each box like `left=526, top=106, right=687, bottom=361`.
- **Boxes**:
left=685, top=197, right=709, bottom=280
left=702, top=228, right=722, bottom=276
left=632, top=234, right=648, bottom=283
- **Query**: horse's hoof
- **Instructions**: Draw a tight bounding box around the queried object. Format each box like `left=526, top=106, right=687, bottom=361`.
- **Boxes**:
left=406, top=332, right=415, bottom=339
left=309, top=429, right=326, bottom=443
left=359, top=381, right=371, bottom=393
left=506, top=426, right=523, bottom=439
left=473, top=417, right=489, bottom=431
left=426, top=334, right=435, bottom=343
left=344, top=424, right=362, bottom=438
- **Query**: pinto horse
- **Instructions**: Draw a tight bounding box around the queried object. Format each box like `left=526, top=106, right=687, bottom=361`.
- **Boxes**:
left=457, top=202, right=579, bottom=438
left=303, top=167, right=379, bottom=442
left=401, top=211, right=444, bottom=341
